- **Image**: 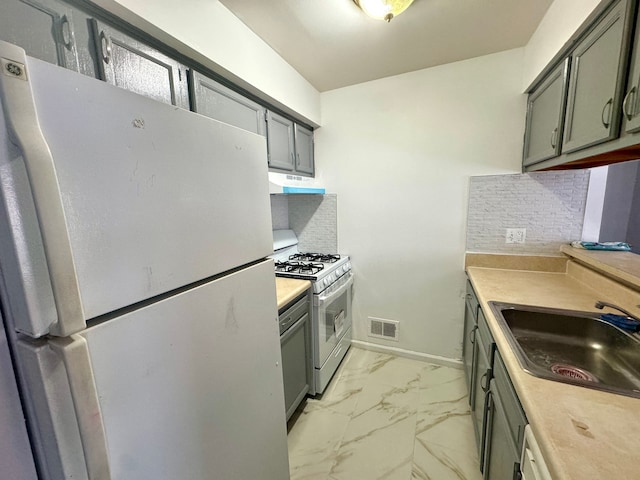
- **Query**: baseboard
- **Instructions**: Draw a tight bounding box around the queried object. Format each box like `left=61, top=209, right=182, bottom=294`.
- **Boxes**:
left=350, top=340, right=463, bottom=369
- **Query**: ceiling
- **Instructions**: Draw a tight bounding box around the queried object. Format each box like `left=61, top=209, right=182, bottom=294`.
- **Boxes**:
left=219, top=0, right=554, bottom=92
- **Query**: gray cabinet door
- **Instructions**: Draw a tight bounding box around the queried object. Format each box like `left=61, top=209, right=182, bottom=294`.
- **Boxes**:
left=471, top=331, right=490, bottom=460
left=622, top=2, right=640, bottom=133
left=0, top=0, right=79, bottom=71
left=266, top=110, right=295, bottom=171
left=562, top=0, right=632, bottom=154
left=482, top=381, right=520, bottom=480
left=190, top=70, right=266, bottom=135
left=294, top=124, right=314, bottom=176
left=281, top=312, right=310, bottom=420
left=523, top=59, right=569, bottom=167
left=463, top=298, right=477, bottom=395
left=90, top=19, right=189, bottom=109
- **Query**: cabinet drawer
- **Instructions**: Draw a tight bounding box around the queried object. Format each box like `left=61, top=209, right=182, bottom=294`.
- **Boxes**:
left=279, top=294, right=309, bottom=335
left=493, top=351, right=527, bottom=450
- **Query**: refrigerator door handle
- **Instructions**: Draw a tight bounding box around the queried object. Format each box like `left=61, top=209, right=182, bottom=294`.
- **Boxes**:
left=50, top=335, right=111, bottom=479
left=0, top=41, right=85, bottom=336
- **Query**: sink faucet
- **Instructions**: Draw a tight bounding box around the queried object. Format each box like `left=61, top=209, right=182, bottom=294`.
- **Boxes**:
left=594, top=301, right=640, bottom=322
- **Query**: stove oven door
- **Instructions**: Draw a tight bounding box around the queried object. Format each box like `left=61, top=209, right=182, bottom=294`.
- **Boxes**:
left=313, top=272, right=353, bottom=369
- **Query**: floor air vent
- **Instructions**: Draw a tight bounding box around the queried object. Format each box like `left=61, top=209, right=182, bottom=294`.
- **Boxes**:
left=368, top=317, right=399, bottom=341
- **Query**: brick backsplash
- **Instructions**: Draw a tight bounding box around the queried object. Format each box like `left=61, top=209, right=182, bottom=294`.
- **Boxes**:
left=270, top=195, right=289, bottom=230
left=288, top=194, right=338, bottom=253
left=466, top=170, right=590, bottom=255
left=270, top=194, right=338, bottom=253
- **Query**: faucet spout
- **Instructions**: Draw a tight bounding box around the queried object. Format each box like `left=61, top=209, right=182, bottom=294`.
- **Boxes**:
left=594, top=301, right=640, bottom=323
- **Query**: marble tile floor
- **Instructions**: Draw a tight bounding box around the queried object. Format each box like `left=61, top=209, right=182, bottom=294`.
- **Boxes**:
left=287, top=347, right=483, bottom=480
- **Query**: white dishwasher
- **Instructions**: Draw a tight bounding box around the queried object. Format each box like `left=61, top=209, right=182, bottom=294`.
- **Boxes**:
left=520, top=425, right=553, bottom=480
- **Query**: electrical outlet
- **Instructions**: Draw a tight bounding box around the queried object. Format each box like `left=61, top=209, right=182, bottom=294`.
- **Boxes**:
left=506, top=228, right=526, bottom=244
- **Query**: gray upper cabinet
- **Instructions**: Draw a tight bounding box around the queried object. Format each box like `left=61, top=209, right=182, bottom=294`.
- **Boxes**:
left=190, top=70, right=266, bottom=135
left=267, top=110, right=315, bottom=176
left=294, top=124, right=314, bottom=175
left=266, top=110, right=295, bottom=172
left=91, top=19, right=189, bottom=109
left=0, top=0, right=79, bottom=71
left=562, top=0, right=632, bottom=154
left=623, top=2, right=640, bottom=133
left=523, top=59, right=570, bottom=167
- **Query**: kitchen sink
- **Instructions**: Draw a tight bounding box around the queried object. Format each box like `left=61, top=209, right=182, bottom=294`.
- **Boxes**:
left=489, top=302, right=640, bottom=398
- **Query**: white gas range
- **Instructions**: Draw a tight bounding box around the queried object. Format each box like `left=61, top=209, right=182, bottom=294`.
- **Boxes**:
left=272, top=230, right=353, bottom=395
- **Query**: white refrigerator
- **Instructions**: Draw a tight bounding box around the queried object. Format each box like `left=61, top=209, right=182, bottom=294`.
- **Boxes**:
left=0, top=40, right=289, bottom=479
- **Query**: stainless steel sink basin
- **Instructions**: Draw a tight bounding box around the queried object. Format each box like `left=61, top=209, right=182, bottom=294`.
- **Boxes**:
left=489, top=302, right=640, bottom=398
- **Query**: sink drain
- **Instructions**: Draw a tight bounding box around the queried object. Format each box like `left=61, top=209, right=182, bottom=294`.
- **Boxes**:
left=550, top=364, right=598, bottom=382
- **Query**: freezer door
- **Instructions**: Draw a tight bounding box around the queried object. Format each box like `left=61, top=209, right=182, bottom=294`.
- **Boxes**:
left=17, top=260, right=289, bottom=480
left=0, top=42, right=272, bottom=337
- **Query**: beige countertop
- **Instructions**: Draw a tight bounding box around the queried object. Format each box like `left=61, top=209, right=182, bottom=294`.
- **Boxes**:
left=275, top=277, right=311, bottom=310
left=466, top=256, right=640, bottom=480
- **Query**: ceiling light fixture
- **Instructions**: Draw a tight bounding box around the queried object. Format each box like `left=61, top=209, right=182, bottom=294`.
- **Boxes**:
left=353, top=0, right=415, bottom=22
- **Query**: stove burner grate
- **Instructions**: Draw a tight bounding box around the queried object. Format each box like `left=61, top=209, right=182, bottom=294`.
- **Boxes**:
left=289, top=252, right=341, bottom=263
left=275, top=260, right=325, bottom=275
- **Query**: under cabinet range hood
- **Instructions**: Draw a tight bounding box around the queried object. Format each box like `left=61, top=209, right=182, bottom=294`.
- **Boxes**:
left=269, top=172, right=325, bottom=194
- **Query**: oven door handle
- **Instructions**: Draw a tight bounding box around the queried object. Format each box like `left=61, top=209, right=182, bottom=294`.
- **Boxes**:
left=316, top=273, right=353, bottom=304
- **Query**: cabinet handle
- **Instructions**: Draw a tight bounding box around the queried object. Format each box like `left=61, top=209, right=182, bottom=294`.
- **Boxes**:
left=601, top=98, right=613, bottom=128
left=480, top=371, right=489, bottom=392
left=512, top=462, right=522, bottom=480
left=99, top=31, right=112, bottom=64
left=623, top=86, right=636, bottom=121
left=470, top=325, right=477, bottom=345
left=550, top=127, right=558, bottom=148
left=290, top=152, right=295, bottom=166
left=296, top=152, right=301, bottom=166
left=59, top=15, right=73, bottom=49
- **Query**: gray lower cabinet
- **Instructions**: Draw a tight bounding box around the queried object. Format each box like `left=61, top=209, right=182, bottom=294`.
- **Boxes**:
left=562, top=0, right=633, bottom=154
left=190, top=70, right=266, bottom=135
left=0, top=0, right=80, bottom=71
left=462, top=281, right=478, bottom=392
left=471, top=329, right=490, bottom=459
left=90, top=19, right=189, bottom=109
left=523, top=59, right=570, bottom=167
left=470, top=308, right=494, bottom=469
left=465, top=279, right=527, bottom=479
left=483, top=353, right=527, bottom=480
left=279, top=294, right=312, bottom=421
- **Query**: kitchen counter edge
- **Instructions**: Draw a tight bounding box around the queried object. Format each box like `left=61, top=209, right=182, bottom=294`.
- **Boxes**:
left=276, top=277, right=312, bottom=310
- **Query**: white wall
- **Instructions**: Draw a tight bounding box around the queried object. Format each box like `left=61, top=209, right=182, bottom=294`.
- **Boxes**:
left=522, top=0, right=601, bottom=89
left=316, top=49, right=525, bottom=360
left=582, top=166, right=609, bottom=242
left=92, top=0, right=321, bottom=126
